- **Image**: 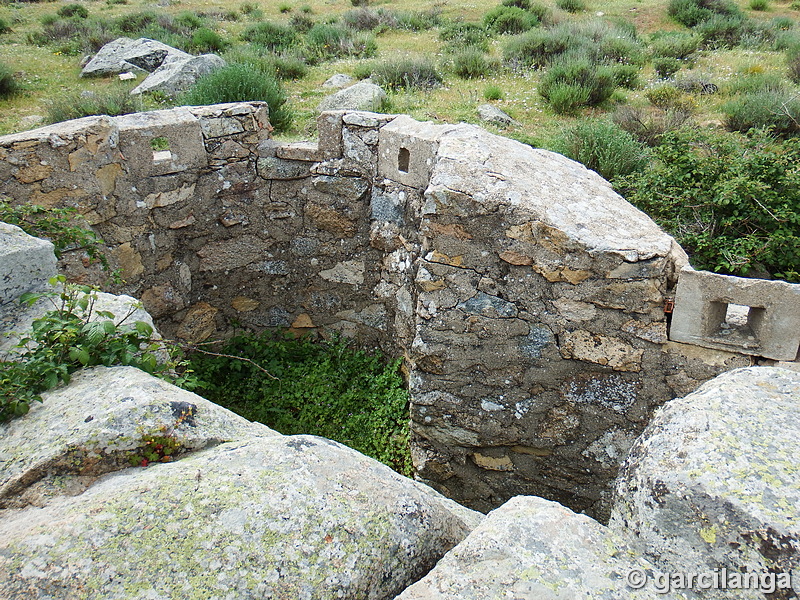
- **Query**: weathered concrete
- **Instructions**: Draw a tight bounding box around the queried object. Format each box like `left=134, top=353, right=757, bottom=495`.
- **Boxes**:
left=611, top=366, right=800, bottom=599
left=670, top=266, right=800, bottom=361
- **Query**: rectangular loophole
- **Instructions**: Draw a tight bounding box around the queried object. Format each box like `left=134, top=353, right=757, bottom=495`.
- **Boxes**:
left=398, top=147, right=410, bottom=173
left=709, top=302, right=765, bottom=345
left=151, top=136, right=172, bottom=164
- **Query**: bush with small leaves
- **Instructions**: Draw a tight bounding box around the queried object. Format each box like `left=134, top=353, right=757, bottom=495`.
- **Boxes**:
left=788, top=49, right=800, bottom=83
left=439, top=22, right=490, bottom=52
left=556, top=0, right=586, bottom=13
left=696, top=14, right=748, bottom=48
left=0, top=18, right=11, bottom=34
left=182, top=64, right=292, bottom=132
left=612, top=105, right=693, bottom=146
left=484, top=5, right=538, bottom=34
left=722, top=90, right=800, bottom=136
left=749, top=0, right=769, bottom=10
left=503, top=0, right=530, bottom=8
left=654, top=56, right=683, bottom=78
left=305, top=23, right=376, bottom=60
left=645, top=84, right=695, bottom=111
left=650, top=31, right=701, bottom=60
left=622, top=128, right=800, bottom=281
left=610, top=64, right=642, bottom=89
left=547, top=118, right=651, bottom=182
left=0, top=62, right=19, bottom=99
left=450, top=48, right=494, bottom=78
left=189, top=332, right=412, bottom=476
left=241, top=21, right=298, bottom=52
left=668, top=0, right=743, bottom=28
left=191, top=28, right=229, bottom=53
left=371, top=58, right=442, bottom=90
left=57, top=4, right=89, bottom=19
left=539, top=55, right=617, bottom=113
left=45, top=88, right=144, bottom=124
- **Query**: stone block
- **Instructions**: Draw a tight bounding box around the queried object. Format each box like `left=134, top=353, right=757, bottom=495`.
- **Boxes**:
left=0, top=223, right=57, bottom=306
left=378, top=116, right=458, bottom=190
left=670, top=266, right=800, bottom=361
left=114, top=107, right=206, bottom=177
left=275, top=141, right=325, bottom=162
left=317, top=111, right=345, bottom=159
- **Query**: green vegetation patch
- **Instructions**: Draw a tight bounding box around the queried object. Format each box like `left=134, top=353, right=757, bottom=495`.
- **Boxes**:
left=188, top=332, right=412, bottom=476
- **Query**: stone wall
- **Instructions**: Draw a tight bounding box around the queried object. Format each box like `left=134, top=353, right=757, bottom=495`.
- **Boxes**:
left=4, top=103, right=794, bottom=519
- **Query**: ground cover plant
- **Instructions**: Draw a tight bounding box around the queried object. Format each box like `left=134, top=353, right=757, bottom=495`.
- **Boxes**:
left=187, top=332, right=412, bottom=476
left=1, top=0, right=800, bottom=282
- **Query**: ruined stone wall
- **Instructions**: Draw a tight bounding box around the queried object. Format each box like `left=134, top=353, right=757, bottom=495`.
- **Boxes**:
left=4, top=104, right=790, bottom=519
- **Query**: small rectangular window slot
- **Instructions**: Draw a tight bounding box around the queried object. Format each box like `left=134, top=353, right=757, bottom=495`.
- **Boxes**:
left=708, top=302, right=764, bottom=347
left=151, top=136, right=172, bottom=164
left=398, top=147, right=410, bottom=173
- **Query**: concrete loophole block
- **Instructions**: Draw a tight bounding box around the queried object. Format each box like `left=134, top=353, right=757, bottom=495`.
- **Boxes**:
left=669, top=266, right=800, bottom=361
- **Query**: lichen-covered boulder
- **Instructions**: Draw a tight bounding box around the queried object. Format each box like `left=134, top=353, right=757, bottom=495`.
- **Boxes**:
left=80, top=37, right=192, bottom=78
left=0, top=434, right=480, bottom=600
left=610, top=366, right=800, bottom=599
left=131, top=53, right=226, bottom=96
left=0, top=366, right=277, bottom=509
left=318, top=81, right=387, bottom=112
left=397, top=495, right=664, bottom=600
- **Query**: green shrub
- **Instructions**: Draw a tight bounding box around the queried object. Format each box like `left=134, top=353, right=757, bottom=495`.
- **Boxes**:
left=668, top=0, right=743, bottom=27
left=722, top=90, right=800, bottom=136
left=450, top=48, right=493, bottom=78
left=45, top=88, right=144, bottom=123
left=188, top=333, right=412, bottom=476
left=484, top=5, right=538, bottom=34
left=0, top=18, right=10, bottom=34
left=175, top=11, right=205, bottom=30
left=439, top=22, right=490, bottom=52
left=305, top=23, right=376, bottom=60
left=0, top=62, right=19, bottom=99
left=539, top=55, right=617, bottom=113
left=610, top=64, right=642, bottom=89
left=788, top=50, right=800, bottom=83
left=548, top=118, right=651, bottom=182
left=484, top=84, right=504, bottom=100
left=0, top=278, right=167, bottom=423
left=749, top=0, right=769, bottom=10
left=622, top=128, right=800, bottom=281
left=612, top=105, right=693, bottom=146
left=181, top=64, right=292, bottom=132
left=289, top=13, right=315, bottom=33
left=599, top=35, right=646, bottom=65
left=393, top=9, right=442, bottom=31
left=503, top=0, right=530, bottom=8
left=556, top=0, right=586, bottom=12
left=278, top=3, right=292, bottom=13
left=645, top=84, right=695, bottom=111
left=503, top=27, right=572, bottom=68
left=241, top=21, right=298, bottom=52
left=191, top=27, right=228, bottom=52
left=371, top=58, right=442, bottom=90
left=57, top=4, right=89, bottom=19
left=724, top=70, right=786, bottom=94
left=696, top=14, right=748, bottom=48
left=650, top=31, right=701, bottom=60
left=653, top=56, right=683, bottom=78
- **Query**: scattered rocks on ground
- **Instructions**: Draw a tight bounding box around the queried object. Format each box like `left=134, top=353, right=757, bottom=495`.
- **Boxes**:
left=477, top=103, right=519, bottom=127
left=80, top=37, right=191, bottom=78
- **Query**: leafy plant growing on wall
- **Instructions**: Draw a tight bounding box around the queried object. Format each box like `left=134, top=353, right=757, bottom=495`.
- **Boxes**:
left=0, top=276, right=171, bottom=422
